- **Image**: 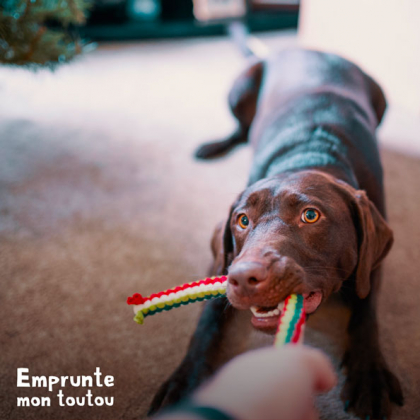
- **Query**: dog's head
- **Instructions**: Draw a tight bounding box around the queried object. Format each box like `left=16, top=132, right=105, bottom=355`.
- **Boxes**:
left=211, top=170, right=393, bottom=333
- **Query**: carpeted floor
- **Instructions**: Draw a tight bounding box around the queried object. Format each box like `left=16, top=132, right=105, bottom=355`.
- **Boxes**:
left=0, top=31, right=419, bottom=420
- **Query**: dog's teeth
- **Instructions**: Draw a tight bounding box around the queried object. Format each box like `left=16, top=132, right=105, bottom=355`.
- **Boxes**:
left=250, top=302, right=286, bottom=318
left=250, top=304, right=284, bottom=318
left=250, top=306, right=259, bottom=316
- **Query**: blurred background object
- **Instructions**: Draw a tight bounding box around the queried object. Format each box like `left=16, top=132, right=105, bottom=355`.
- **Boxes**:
left=0, top=0, right=91, bottom=65
left=0, top=0, right=298, bottom=64
left=299, top=0, right=420, bottom=116
left=192, top=0, right=246, bottom=22
left=83, top=0, right=299, bottom=40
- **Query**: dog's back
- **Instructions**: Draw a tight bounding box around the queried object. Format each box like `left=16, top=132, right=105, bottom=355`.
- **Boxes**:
left=247, top=49, right=387, bottom=210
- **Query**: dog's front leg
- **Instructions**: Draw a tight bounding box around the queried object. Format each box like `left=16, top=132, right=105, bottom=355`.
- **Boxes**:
left=148, top=296, right=239, bottom=415
left=342, top=268, right=404, bottom=419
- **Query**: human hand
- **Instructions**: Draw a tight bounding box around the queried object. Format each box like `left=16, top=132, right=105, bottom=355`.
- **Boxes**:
left=193, top=345, right=336, bottom=420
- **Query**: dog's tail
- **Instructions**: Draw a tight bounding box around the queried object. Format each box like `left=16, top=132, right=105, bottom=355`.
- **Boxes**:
left=194, top=23, right=267, bottom=160
left=227, top=21, right=270, bottom=59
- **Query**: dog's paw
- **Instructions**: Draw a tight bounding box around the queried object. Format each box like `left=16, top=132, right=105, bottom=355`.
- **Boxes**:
left=147, top=375, right=186, bottom=416
left=341, top=352, right=404, bottom=419
left=148, top=363, right=210, bottom=416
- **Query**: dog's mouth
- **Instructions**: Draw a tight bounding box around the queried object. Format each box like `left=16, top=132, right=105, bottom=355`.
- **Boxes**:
left=250, top=301, right=285, bottom=318
left=249, top=291, right=322, bottom=333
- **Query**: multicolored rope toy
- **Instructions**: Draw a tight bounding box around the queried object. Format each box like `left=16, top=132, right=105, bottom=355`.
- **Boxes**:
left=274, top=294, right=305, bottom=346
left=127, top=276, right=228, bottom=325
left=127, top=276, right=305, bottom=346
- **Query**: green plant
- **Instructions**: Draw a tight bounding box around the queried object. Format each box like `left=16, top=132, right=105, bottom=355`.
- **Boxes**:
left=0, top=0, right=91, bottom=65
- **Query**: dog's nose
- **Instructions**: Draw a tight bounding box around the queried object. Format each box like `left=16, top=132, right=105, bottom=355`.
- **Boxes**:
left=228, top=261, right=268, bottom=293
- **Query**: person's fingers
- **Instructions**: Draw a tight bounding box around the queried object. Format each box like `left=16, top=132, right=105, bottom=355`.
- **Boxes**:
left=191, top=345, right=336, bottom=420
left=302, top=406, right=319, bottom=420
left=300, top=347, right=337, bottom=393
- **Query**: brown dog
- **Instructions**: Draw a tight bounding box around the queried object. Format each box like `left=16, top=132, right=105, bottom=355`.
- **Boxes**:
left=149, top=49, right=403, bottom=419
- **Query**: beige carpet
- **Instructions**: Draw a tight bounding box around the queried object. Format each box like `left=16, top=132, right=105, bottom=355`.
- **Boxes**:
left=0, top=32, right=419, bottom=420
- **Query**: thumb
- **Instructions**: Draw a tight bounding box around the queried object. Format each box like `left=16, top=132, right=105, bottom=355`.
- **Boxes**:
left=301, top=347, right=337, bottom=393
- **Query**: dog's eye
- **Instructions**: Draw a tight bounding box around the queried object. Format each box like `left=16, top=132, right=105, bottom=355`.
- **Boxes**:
left=301, top=208, right=320, bottom=224
left=237, top=214, right=249, bottom=229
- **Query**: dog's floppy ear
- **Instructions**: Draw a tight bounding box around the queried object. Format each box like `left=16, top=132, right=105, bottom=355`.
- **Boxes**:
left=350, top=190, right=394, bottom=298
left=210, top=206, right=235, bottom=275
left=365, top=74, right=387, bottom=126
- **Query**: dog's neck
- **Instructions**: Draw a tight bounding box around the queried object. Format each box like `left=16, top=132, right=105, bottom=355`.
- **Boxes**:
left=248, top=125, right=359, bottom=188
